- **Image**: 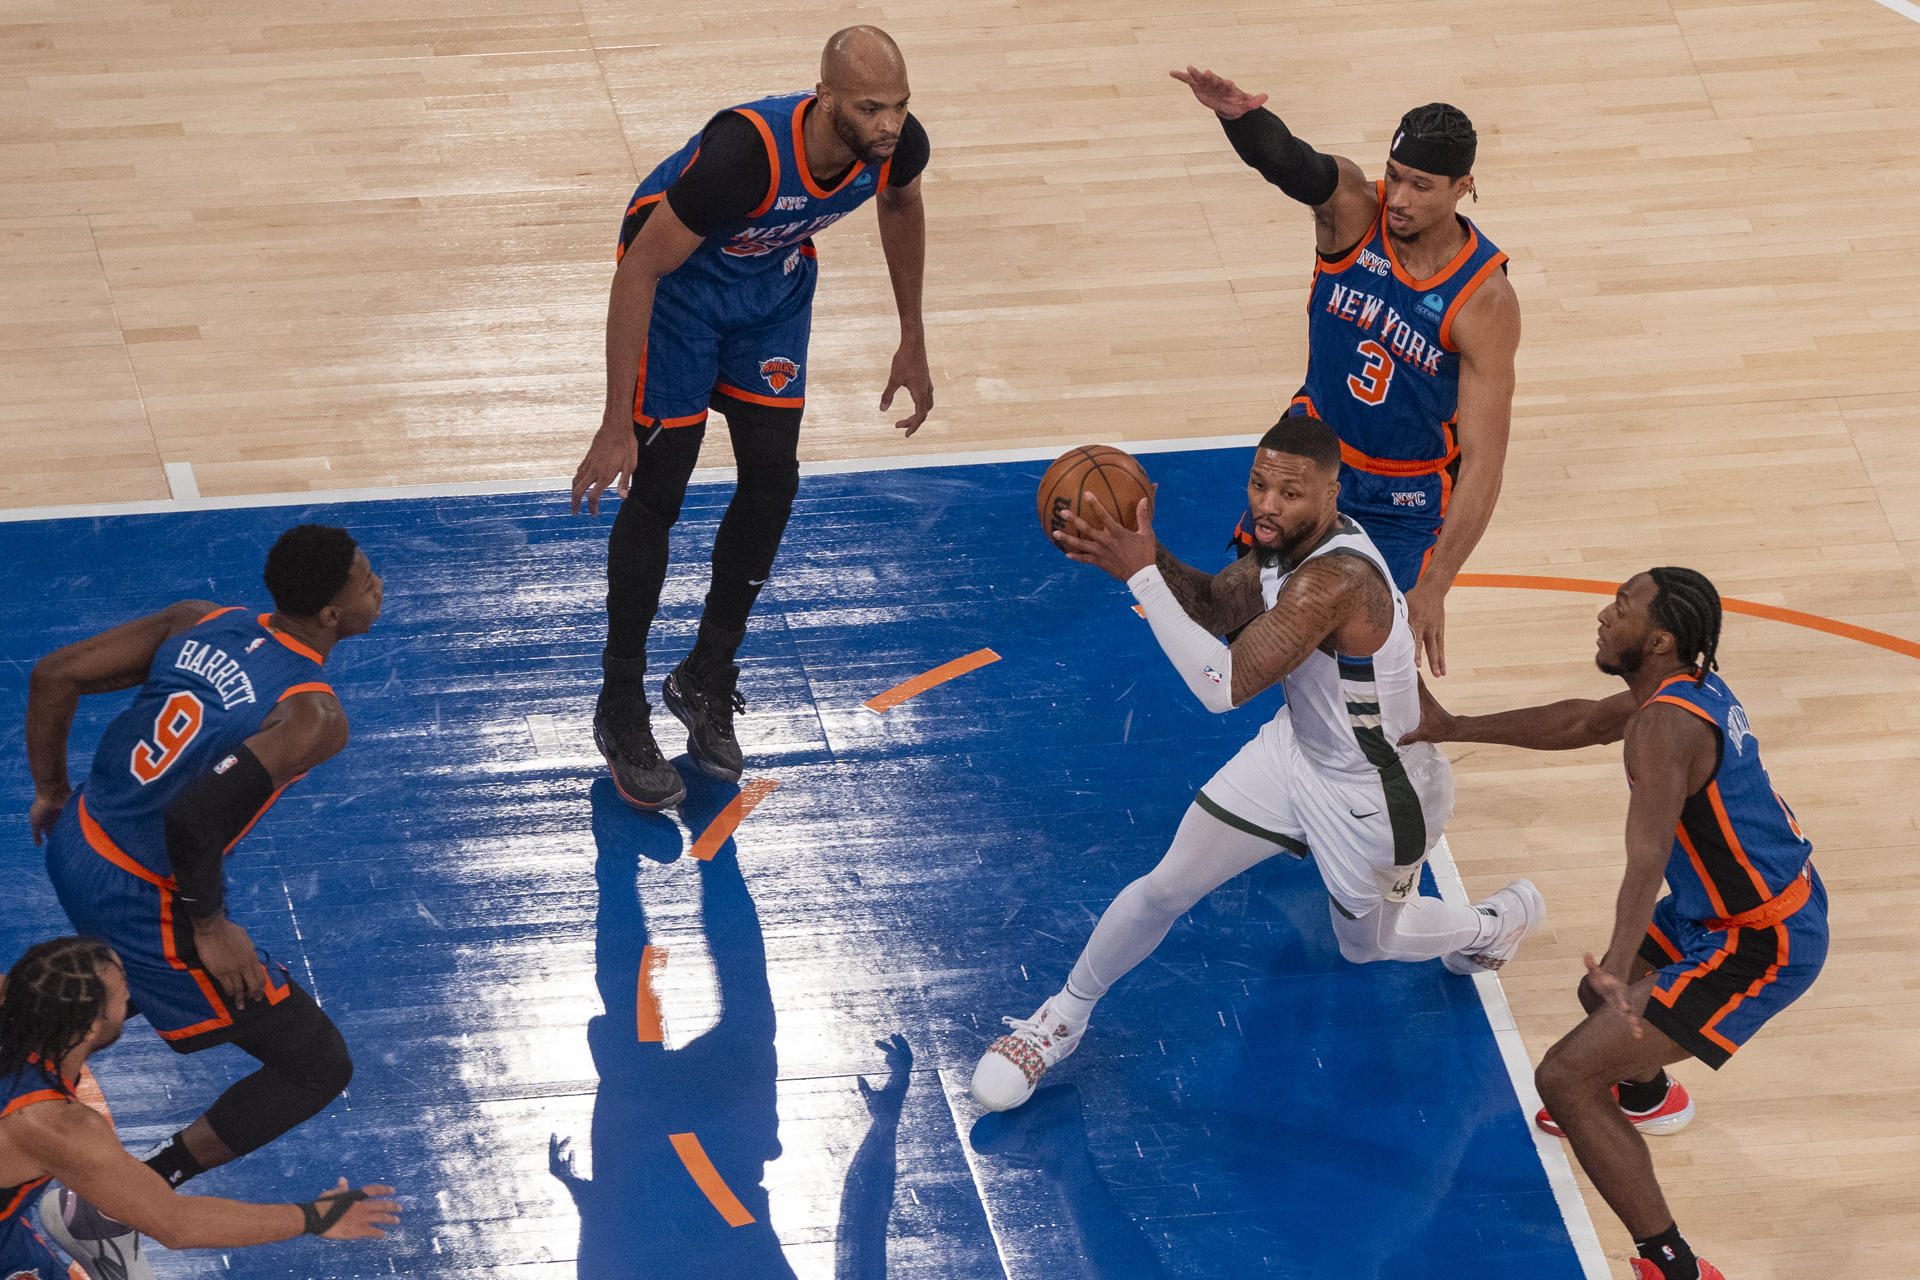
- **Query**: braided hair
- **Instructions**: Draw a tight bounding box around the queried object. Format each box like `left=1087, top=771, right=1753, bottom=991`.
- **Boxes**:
left=0, top=937, right=116, bottom=1082
left=1648, top=566, right=1722, bottom=684
left=1397, top=103, right=1476, bottom=151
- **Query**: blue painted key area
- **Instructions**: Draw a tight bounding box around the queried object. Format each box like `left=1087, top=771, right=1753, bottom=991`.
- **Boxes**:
left=0, top=446, right=1584, bottom=1279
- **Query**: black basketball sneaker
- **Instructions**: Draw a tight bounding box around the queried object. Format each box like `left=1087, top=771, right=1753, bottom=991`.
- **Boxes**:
left=662, top=659, right=746, bottom=782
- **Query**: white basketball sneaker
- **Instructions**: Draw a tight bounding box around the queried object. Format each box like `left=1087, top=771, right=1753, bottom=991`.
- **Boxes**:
left=1444, top=878, right=1545, bottom=975
left=38, top=1184, right=156, bottom=1280
left=971, top=1001, right=1085, bottom=1112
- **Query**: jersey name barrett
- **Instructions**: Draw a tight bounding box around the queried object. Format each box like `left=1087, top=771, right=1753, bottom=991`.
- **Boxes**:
left=1299, top=182, right=1508, bottom=470
left=79, top=607, right=334, bottom=878
left=625, top=91, right=891, bottom=282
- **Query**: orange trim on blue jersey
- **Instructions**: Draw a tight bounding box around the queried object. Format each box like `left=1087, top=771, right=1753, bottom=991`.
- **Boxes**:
left=1706, top=781, right=1774, bottom=903
left=1701, top=926, right=1790, bottom=1054
left=1649, top=694, right=1719, bottom=727
left=1382, top=216, right=1481, bottom=292
left=734, top=109, right=782, bottom=218
left=1671, top=823, right=1731, bottom=921
left=276, top=681, right=335, bottom=702
left=0, top=1089, right=69, bottom=1121
left=1650, top=925, right=1740, bottom=1010
left=256, top=616, right=323, bottom=666
left=637, top=411, right=711, bottom=429
left=194, top=605, right=243, bottom=626
left=1644, top=920, right=1683, bottom=963
left=1338, top=439, right=1458, bottom=477
left=1438, top=251, right=1509, bottom=352
left=78, top=797, right=173, bottom=890
left=0, top=1169, right=58, bottom=1221
left=1315, top=182, right=1385, bottom=277
left=790, top=96, right=867, bottom=200
left=713, top=382, right=804, bottom=409
left=617, top=193, right=666, bottom=264
left=877, top=156, right=894, bottom=190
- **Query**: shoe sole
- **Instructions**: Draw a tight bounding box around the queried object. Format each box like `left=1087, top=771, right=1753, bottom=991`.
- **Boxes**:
left=600, top=752, right=686, bottom=810
left=1536, top=1098, right=1694, bottom=1138
left=662, top=682, right=744, bottom=783
left=1445, top=879, right=1545, bottom=975
left=37, top=1185, right=152, bottom=1279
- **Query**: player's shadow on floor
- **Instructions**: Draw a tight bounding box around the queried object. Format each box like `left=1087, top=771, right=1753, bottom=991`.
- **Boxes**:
left=970, top=1084, right=1165, bottom=1278
left=549, top=774, right=907, bottom=1280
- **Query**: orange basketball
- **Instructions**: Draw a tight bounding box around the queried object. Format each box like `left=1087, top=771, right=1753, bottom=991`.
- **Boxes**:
left=1036, top=445, right=1153, bottom=544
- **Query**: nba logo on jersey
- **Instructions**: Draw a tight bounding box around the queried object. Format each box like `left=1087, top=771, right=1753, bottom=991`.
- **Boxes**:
left=245, top=637, right=266, bottom=654
left=760, top=357, right=799, bottom=391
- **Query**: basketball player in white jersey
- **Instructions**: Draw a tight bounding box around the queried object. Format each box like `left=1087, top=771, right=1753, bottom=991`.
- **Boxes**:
left=973, top=415, right=1543, bottom=1111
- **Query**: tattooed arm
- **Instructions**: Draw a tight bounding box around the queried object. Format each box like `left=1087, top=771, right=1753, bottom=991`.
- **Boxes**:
left=1154, top=545, right=1266, bottom=636
left=1222, top=554, right=1391, bottom=706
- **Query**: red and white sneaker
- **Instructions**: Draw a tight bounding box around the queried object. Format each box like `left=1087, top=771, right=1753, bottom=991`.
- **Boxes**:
left=971, top=1001, right=1085, bottom=1112
left=1537, top=1075, right=1695, bottom=1138
left=1629, top=1257, right=1725, bottom=1279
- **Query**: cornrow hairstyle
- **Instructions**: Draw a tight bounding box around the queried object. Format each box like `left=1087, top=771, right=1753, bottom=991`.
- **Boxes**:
left=1397, top=102, right=1476, bottom=149
left=1648, top=566, right=1722, bottom=684
left=0, top=936, right=117, bottom=1082
left=263, top=524, right=358, bottom=618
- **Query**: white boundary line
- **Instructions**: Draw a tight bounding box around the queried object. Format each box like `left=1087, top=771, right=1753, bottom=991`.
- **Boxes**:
left=1428, top=837, right=1610, bottom=1280
left=5, top=437, right=1608, bottom=1273
left=0, top=435, right=1261, bottom=525
left=1869, top=0, right=1920, bottom=24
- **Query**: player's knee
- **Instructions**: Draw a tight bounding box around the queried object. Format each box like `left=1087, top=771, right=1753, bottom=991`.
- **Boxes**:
left=1329, top=901, right=1390, bottom=964
left=1135, top=869, right=1203, bottom=921
left=737, top=459, right=800, bottom=511
left=1532, top=1041, right=1594, bottom=1106
left=610, top=496, right=677, bottom=545
left=299, top=1015, right=354, bottom=1101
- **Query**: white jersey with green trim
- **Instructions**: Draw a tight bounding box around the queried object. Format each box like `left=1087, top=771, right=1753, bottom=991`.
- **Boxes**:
left=1259, top=514, right=1427, bottom=780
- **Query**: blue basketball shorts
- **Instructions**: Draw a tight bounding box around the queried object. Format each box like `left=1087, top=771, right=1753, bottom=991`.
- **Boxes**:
left=632, top=258, right=818, bottom=430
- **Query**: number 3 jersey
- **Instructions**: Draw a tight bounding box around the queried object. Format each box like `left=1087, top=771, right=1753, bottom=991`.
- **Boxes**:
left=1294, top=181, right=1507, bottom=534
left=77, top=606, right=335, bottom=880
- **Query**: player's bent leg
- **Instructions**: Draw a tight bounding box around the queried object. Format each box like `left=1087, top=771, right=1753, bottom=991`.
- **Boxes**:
left=198, top=984, right=354, bottom=1164
left=972, top=801, right=1293, bottom=1112
left=1536, top=952, right=1694, bottom=1139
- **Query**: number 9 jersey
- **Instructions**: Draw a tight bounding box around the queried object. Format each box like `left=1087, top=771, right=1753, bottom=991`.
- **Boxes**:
left=1291, top=180, right=1508, bottom=587
left=76, top=605, right=336, bottom=880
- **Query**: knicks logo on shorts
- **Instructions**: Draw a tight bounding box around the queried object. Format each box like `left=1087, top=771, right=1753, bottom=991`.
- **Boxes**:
left=759, top=358, right=799, bottom=392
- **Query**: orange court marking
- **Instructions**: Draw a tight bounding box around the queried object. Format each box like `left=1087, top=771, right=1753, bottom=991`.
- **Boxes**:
left=635, top=944, right=668, bottom=1043
left=864, top=648, right=1001, bottom=712
left=1456, top=573, right=1920, bottom=662
left=690, top=777, right=782, bottom=862
left=668, top=1132, right=756, bottom=1226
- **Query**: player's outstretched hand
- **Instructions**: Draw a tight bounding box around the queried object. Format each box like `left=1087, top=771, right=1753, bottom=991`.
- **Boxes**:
left=1403, top=575, right=1448, bottom=676
left=1398, top=677, right=1457, bottom=746
left=571, top=418, right=638, bottom=517
left=29, top=785, right=70, bottom=846
left=310, top=1178, right=401, bottom=1240
left=1582, top=955, right=1644, bottom=1039
left=882, top=340, right=934, bottom=436
left=192, top=916, right=267, bottom=1009
left=1169, top=66, right=1269, bottom=120
left=1053, top=492, right=1157, bottom=582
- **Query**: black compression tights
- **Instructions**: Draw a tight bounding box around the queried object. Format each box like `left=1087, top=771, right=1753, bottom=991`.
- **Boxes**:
left=201, top=984, right=353, bottom=1158
left=604, top=405, right=802, bottom=672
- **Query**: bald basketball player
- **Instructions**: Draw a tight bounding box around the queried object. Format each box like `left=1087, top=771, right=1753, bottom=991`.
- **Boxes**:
left=572, top=27, right=935, bottom=810
left=1175, top=67, right=1521, bottom=677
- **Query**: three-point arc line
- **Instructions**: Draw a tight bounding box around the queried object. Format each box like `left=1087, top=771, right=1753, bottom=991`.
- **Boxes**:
left=1454, top=573, right=1920, bottom=661
left=864, top=648, right=1001, bottom=712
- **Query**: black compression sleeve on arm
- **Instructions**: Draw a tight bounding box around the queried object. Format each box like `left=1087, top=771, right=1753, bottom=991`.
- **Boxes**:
left=663, top=112, right=775, bottom=236
left=1219, top=108, right=1340, bottom=207
left=163, top=744, right=276, bottom=919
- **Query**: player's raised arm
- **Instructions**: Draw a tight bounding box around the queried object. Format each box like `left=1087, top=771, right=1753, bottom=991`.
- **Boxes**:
left=1399, top=680, right=1636, bottom=751
left=1170, top=66, right=1377, bottom=253
left=25, top=600, right=216, bottom=843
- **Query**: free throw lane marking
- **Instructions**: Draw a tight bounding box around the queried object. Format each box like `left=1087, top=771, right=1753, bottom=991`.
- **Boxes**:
left=864, top=648, right=1002, bottom=713
left=668, top=1132, right=757, bottom=1226
left=689, top=777, right=782, bottom=862
left=635, top=944, right=668, bottom=1043
left=1457, top=573, right=1920, bottom=662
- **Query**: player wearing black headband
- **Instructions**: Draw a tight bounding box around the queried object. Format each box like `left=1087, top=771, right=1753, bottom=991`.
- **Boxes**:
left=1173, top=67, right=1521, bottom=680
left=22, top=525, right=383, bottom=1277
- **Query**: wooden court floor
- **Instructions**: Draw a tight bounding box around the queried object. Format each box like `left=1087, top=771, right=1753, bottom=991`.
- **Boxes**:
left=5, top=0, right=1919, bottom=1275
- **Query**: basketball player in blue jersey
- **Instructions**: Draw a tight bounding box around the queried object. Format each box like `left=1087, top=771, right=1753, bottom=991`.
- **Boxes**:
left=1173, top=67, right=1521, bottom=677
left=22, top=525, right=383, bottom=1277
left=1405, top=569, right=1828, bottom=1280
left=0, top=937, right=398, bottom=1278
left=571, top=25, right=934, bottom=810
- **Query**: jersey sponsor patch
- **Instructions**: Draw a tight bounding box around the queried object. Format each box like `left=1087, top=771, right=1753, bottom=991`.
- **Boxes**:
left=1421, top=292, right=1446, bottom=317
left=759, top=357, right=799, bottom=392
